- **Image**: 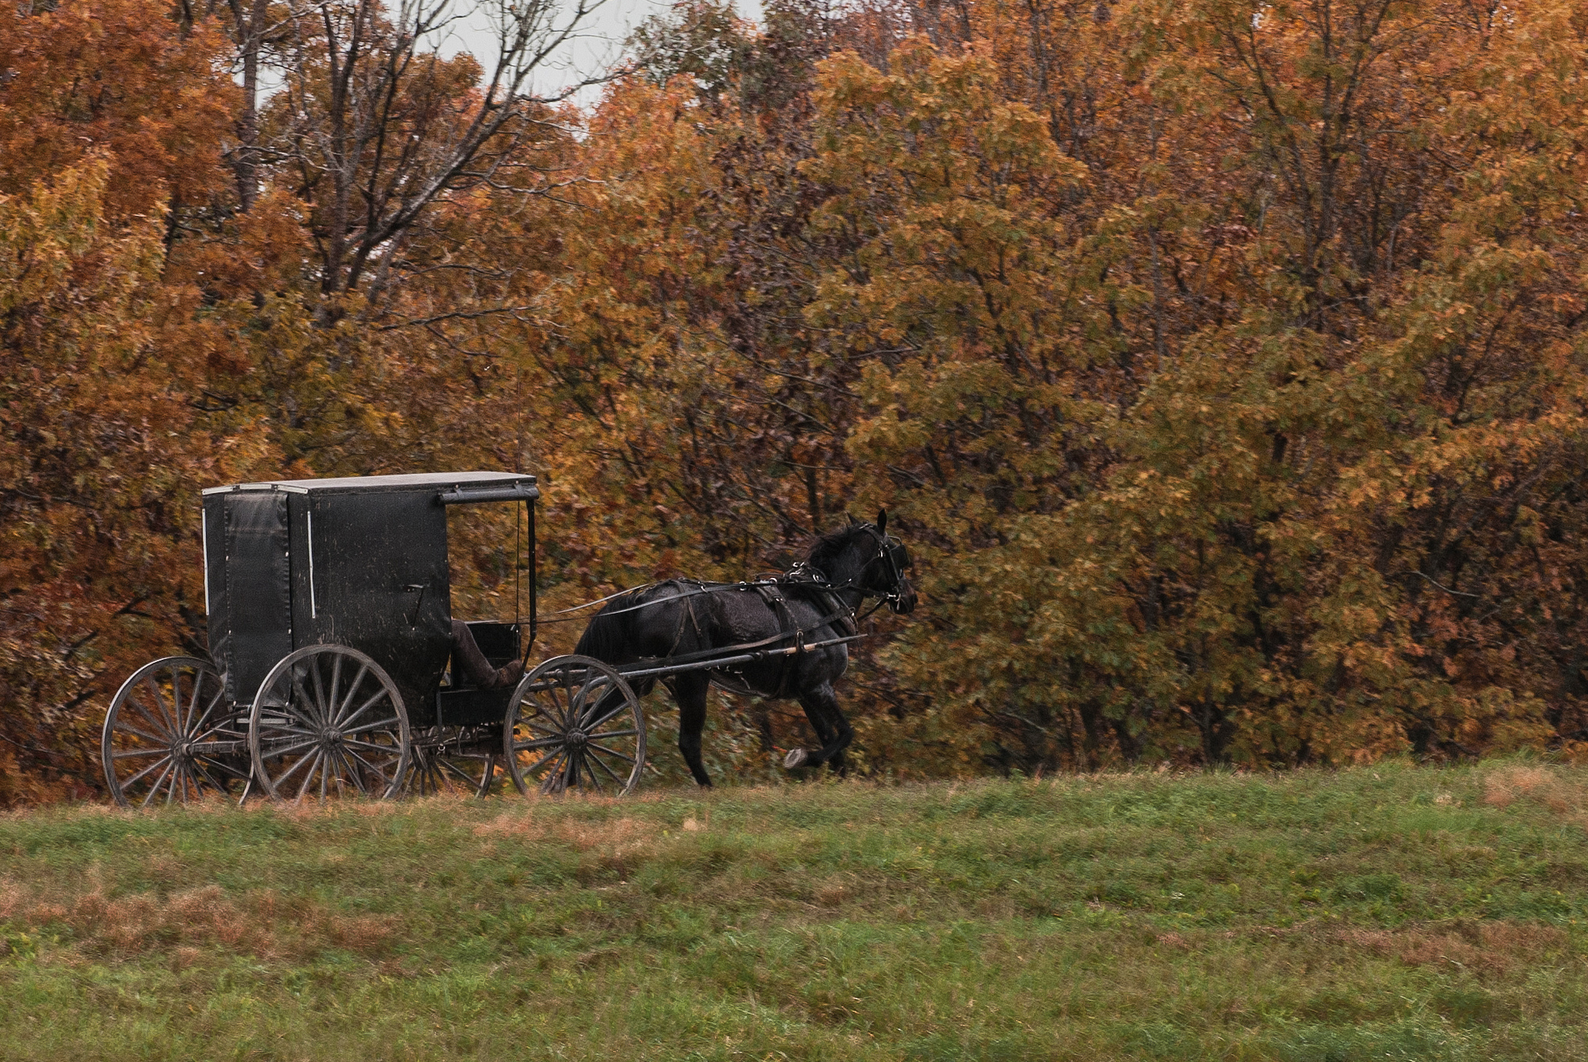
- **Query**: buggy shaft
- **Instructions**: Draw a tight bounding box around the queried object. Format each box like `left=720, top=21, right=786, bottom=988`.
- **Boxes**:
left=614, top=634, right=867, bottom=683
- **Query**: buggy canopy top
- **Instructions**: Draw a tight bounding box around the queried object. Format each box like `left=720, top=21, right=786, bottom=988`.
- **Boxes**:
left=202, top=470, right=539, bottom=503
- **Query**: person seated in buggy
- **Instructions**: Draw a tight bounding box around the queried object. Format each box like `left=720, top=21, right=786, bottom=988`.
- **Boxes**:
left=449, top=619, right=524, bottom=689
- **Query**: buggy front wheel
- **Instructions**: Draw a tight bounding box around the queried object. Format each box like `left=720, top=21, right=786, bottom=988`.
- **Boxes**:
left=504, top=655, right=645, bottom=797
left=249, top=645, right=410, bottom=802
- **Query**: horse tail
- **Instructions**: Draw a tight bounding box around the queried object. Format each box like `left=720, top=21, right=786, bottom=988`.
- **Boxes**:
left=574, top=590, right=645, bottom=664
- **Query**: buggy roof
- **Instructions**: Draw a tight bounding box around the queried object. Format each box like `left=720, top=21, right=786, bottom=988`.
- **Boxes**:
left=202, top=470, right=538, bottom=502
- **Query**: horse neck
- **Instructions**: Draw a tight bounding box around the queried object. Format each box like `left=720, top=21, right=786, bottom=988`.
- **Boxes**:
left=813, top=537, right=872, bottom=611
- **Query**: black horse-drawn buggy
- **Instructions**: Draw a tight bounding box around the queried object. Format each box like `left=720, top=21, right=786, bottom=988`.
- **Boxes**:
left=101, top=472, right=915, bottom=807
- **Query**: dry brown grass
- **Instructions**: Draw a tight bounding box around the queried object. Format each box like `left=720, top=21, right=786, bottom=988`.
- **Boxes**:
left=1482, top=765, right=1586, bottom=816
left=1339, top=921, right=1567, bottom=975
left=0, top=879, right=396, bottom=961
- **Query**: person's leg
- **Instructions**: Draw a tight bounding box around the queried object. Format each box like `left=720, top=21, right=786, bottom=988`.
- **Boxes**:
left=450, top=620, right=522, bottom=689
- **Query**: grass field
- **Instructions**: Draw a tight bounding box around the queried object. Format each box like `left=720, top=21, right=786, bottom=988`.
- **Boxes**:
left=2, top=761, right=1587, bottom=1060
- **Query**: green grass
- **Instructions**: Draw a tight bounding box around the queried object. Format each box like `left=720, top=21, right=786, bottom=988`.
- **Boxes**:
left=3, top=760, right=1587, bottom=1059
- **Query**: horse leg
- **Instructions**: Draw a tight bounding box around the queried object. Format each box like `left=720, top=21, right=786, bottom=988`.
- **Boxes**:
left=785, top=696, right=838, bottom=770
left=785, top=683, right=852, bottom=774
left=673, top=672, right=713, bottom=788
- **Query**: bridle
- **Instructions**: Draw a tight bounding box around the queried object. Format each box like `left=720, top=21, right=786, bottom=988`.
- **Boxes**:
left=787, top=522, right=913, bottom=617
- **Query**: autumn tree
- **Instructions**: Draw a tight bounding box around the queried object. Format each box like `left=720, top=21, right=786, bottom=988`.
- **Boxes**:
left=0, top=158, right=278, bottom=802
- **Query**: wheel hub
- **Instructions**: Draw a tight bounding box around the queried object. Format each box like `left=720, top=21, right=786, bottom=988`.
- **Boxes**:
left=567, top=729, right=587, bottom=749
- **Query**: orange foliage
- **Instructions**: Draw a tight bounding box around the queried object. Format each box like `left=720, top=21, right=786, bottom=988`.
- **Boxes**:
left=0, top=0, right=236, bottom=218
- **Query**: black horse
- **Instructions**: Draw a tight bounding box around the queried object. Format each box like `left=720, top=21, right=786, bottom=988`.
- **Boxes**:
left=573, top=512, right=916, bottom=786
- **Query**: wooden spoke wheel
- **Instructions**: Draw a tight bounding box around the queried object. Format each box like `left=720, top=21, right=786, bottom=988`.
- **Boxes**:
left=504, top=655, right=646, bottom=797
left=102, top=656, right=250, bottom=808
left=249, top=645, right=410, bottom=802
left=405, top=726, right=503, bottom=798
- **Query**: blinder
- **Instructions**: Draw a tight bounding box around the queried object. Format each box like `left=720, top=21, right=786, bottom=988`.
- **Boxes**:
left=865, top=526, right=914, bottom=615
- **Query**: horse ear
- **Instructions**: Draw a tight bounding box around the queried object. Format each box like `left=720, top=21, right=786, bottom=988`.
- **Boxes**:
left=876, top=509, right=887, bottom=534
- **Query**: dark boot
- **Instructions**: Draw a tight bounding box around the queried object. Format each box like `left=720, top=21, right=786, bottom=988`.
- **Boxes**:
left=488, top=660, right=524, bottom=690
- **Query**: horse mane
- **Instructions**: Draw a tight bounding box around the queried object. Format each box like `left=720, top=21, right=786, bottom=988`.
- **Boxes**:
left=804, top=519, right=871, bottom=573
left=573, top=588, right=646, bottom=661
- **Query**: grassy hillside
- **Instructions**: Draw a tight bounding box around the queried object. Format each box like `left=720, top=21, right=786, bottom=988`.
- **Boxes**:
left=1, top=762, right=1586, bottom=1060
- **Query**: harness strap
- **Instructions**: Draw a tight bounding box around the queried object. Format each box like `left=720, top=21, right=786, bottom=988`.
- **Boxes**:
left=751, top=583, right=802, bottom=698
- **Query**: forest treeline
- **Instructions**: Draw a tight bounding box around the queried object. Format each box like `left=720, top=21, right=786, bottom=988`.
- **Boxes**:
left=4, top=0, right=1588, bottom=802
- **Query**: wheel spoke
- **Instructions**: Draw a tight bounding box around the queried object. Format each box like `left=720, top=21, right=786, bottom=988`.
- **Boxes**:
left=196, top=755, right=251, bottom=780
left=572, top=675, right=606, bottom=719
left=438, top=757, right=479, bottom=784
left=183, top=667, right=214, bottom=735
left=338, top=687, right=392, bottom=732
left=259, top=735, right=321, bottom=759
left=167, top=762, right=194, bottom=805
left=551, top=681, right=577, bottom=729
left=581, top=700, right=633, bottom=731
left=343, top=736, right=402, bottom=755
left=310, top=655, right=330, bottom=726
left=581, top=753, right=605, bottom=792
left=294, top=750, right=326, bottom=800
left=587, top=747, right=629, bottom=786
left=121, top=752, right=174, bottom=789
left=327, top=654, right=344, bottom=726
left=284, top=665, right=319, bottom=727
left=537, top=751, right=569, bottom=794
left=510, top=734, right=566, bottom=754
left=272, top=745, right=321, bottom=790
left=516, top=715, right=565, bottom=738
left=586, top=741, right=636, bottom=765
left=110, top=719, right=173, bottom=746
left=112, top=746, right=171, bottom=761
left=333, top=664, right=371, bottom=723
left=139, top=761, right=176, bottom=809
left=191, top=758, right=236, bottom=790
left=189, top=719, right=247, bottom=744
left=142, top=677, right=178, bottom=734
left=170, top=665, right=191, bottom=735
left=189, top=684, right=230, bottom=737
left=519, top=745, right=564, bottom=779
left=342, top=714, right=403, bottom=737
left=121, top=699, right=177, bottom=741
left=342, top=746, right=395, bottom=789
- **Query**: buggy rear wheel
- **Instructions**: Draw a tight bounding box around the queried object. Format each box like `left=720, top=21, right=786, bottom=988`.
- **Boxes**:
left=102, top=656, right=249, bottom=808
left=504, top=655, right=646, bottom=797
left=249, top=645, right=410, bottom=802
left=405, top=726, right=503, bottom=798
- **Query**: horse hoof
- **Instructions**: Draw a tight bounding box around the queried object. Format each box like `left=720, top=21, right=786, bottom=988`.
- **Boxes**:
left=783, top=748, right=810, bottom=769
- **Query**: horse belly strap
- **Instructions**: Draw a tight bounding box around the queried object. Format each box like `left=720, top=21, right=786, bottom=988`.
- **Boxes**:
left=751, top=583, right=801, bottom=698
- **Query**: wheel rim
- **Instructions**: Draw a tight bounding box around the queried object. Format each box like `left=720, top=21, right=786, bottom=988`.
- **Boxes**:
left=406, top=726, right=501, bottom=798
left=249, top=646, right=410, bottom=802
left=102, top=657, right=248, bottom=808
left=505, top=655, right=646, bottom=797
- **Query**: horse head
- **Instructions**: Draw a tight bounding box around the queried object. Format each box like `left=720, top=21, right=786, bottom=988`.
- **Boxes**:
left=802, top=510, right=918, bottom=614
left=867, top=510, right=917, bottom=614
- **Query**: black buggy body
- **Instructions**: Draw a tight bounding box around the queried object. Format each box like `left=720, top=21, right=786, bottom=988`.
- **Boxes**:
left=201, top=472, right=537, bottom=725
left=101, top=471, right=650, bottom=806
